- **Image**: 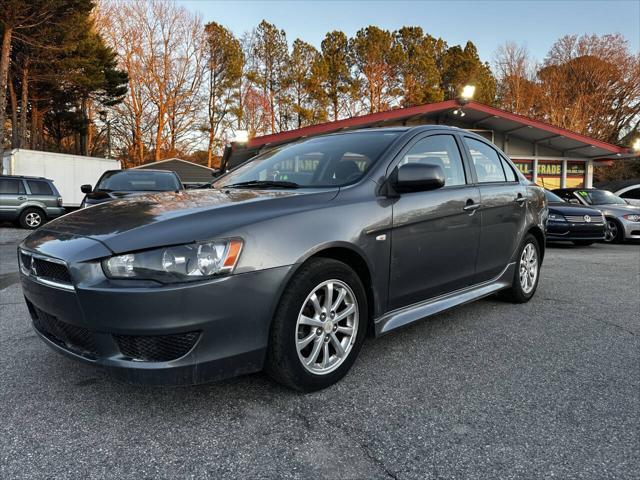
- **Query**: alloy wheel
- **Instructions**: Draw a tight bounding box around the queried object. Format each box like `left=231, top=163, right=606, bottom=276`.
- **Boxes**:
left=295, top=279, right=359, bottom=375
left=519, top=243, right=538, bottom=294
left=604, top=220, right=618, bottom=242
left=25, top=212, right=42, bottom=228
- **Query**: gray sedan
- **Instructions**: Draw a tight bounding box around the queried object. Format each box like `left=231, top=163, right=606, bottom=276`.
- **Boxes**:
left=553, top=188, right=640, bottom=242
left=18, top=126, right=546, bottom=391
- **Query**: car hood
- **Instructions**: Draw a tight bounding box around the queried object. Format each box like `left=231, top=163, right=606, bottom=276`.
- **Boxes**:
left=590, top=203, right=640, bottom=216
left=547, top=202, right=603, bottom=216
left=41, top=188, right=338, bottom=254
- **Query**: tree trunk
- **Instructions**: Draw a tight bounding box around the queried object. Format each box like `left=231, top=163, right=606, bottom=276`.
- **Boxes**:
left=30, top=104, right=39, bottom=150
left=155, top=110, right=164, bottom=161
left=0, top=26, right=13, bottom=160
left=19, top=62, right=29, bottom=148
left=8, top=74, right=18, bottom=148
left=207, top=128, right=215, bottom=168
left=80, top=97, right=89, bottom=156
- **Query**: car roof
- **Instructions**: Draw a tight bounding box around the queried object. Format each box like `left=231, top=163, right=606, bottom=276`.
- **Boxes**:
left=2, top=175, right=51, bottom=181
left=334, top=125, right=463, bottom=135
left=596, top=178, right=640, bottom=192
left=104, top=169, right=178, bottom=174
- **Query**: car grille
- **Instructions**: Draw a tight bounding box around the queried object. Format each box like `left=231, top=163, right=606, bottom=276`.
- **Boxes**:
left=19, top=250, right=73, bottom=288
left=27, top=300, right=98, bottom=358
left=565, top=215, right=604, bottom=224
left=114, top=332, right=201, bottom=362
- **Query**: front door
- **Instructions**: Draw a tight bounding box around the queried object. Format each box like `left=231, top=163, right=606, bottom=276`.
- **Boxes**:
left=463, top=137, right=527, bottom=283
left=388, top=133, right=481, bottom=311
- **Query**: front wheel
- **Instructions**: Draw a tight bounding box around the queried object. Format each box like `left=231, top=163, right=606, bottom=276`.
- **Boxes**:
left=265, top=258, right=368, bottom=392
left=603, top=218, right=623, bottom=243
left=498, top=234, right=541, bottom=303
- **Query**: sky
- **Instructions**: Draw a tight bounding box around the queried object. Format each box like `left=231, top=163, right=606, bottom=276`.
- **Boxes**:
left=177, top=0, right=640, bottom=63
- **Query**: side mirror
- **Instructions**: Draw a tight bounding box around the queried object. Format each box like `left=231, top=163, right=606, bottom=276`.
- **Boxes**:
left=81, top=184, right=93, bottom=194
left=569, top=198, right=580, bottom=205
left=394, top=163, right=445, bottom=193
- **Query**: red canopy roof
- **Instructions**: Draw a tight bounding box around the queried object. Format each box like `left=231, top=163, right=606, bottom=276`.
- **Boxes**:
left=244, top=100, right=629, bottom=159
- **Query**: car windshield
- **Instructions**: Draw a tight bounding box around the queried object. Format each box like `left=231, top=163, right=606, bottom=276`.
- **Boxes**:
left=215, top=131, right=400, bottom=189
left=96, top=171, right=181, bottom=192
left=575, top=189, right=626, bottom=205
left=545, top=190, right=565, bottom=203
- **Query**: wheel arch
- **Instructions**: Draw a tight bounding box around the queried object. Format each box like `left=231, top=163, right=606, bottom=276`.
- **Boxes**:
left=277, top=243, right=377, bottom=336
left=527, top=225, right=545, bottom=264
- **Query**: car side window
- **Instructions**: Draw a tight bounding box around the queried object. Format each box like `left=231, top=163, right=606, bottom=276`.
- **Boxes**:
left=500, top=155, right=517, bottom=182
left=0, top=179, right=25, bottom=194
left=620, top=187, right=640, bottom=200
left=27, top=180, right=53, bottom=195
left=465, top=137, right=507, bottom=183
left=398, top=134, right=466, bottom=187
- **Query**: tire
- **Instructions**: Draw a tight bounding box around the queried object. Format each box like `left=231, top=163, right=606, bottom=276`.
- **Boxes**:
left=19, top=208, right=45, bottom=229
left=603, top=218, right=623, bottom=243
left=265, top=258, right=368, bottom=392
left=572, top=240, right=595, bottom=246
left=498, top=234, right=541, bottom=303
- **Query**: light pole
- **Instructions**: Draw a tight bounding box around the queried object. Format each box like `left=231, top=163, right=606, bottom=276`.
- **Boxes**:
left=99, top=110, right=111, bottom=159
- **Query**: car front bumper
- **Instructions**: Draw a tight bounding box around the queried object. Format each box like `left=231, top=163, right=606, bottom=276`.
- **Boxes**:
left=20, top=245, right=292, bottom=385
left=546, top=221, right=606, bottom=241
left=620, top=218, right=640, bottom=240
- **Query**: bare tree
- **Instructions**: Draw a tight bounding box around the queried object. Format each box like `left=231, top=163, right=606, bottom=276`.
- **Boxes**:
left=98, top=0, right=204, bottom=163
left=494, top=42, right=538, bottom=115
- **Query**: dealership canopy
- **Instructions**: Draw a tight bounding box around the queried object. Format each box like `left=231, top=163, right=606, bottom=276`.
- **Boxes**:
left=228, top=99, right=634, bottom=190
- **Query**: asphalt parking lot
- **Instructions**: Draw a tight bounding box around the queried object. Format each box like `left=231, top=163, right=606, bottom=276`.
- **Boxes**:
left=0, top=226, right=638, bottom=479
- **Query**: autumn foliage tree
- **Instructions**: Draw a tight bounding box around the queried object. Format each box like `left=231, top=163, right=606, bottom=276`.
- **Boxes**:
left=494, top=34, right=640, bottom=147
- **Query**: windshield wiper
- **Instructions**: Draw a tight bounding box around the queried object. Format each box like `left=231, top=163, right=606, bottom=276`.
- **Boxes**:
left=224, top=180, right=300, bottom=189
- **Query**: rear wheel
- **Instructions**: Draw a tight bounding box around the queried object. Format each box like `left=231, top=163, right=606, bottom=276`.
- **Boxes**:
left=265, top=258, right=367, bottom=391
left=572, top=240, right=595, bottom=246
left=603, top=218, right=623, bottom=243
left=19, top=208, right=45, bottom=229
left=498, top=234, right=540, bottom=303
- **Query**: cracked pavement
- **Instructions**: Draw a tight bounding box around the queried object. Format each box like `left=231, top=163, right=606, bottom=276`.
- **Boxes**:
left=1, top=226, right=638, bottom=479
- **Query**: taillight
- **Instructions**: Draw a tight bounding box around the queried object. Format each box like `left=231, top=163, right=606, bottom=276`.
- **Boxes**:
left=57, top=197, right=63, bottom=207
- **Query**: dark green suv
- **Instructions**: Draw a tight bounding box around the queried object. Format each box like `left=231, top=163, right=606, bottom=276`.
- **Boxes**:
left=0, top=176, right=65, bottom=229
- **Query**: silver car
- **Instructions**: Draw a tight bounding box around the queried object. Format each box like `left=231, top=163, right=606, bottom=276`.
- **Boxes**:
left=553, top=188, right=640, bottom=242
left=0, top=176, right=65, bottom=229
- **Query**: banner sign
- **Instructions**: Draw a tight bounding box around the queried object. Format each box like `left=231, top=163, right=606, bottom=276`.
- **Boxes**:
left=514, top=161, right=585, bottom=177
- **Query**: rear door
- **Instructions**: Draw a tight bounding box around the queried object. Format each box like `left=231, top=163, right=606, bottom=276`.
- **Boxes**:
left=25, top=180, right=56, bottom=208
left=0, top=178, right=27, bottom=218
left=463, top=137, right=527, bottom=283
left=388, top=133, right=481, bottom=310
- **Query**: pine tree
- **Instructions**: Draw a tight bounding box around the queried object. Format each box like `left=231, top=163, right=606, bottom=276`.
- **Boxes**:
left=319, top=31, right=352, bottom=121
left=204, top=21, right=243, bottom=166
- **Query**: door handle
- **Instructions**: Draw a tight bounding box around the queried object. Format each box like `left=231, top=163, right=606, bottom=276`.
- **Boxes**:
left=515, top=194, right=526, bottom=205
left=463, top=202, right=481, bottom=212
left=17, top=197, right=26, bottom=201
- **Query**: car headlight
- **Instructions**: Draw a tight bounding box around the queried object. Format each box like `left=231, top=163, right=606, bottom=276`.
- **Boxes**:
left=623, top=214, right=640, bottom=222
left=548, top=213, right=567, bottom=223
left=102, top=238, right=243, bottom=283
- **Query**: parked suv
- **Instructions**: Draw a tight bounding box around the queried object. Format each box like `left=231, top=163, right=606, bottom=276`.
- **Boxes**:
left=19, top=126, right=546, bottom=391
left=0, top=176, right=64, bottom=229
